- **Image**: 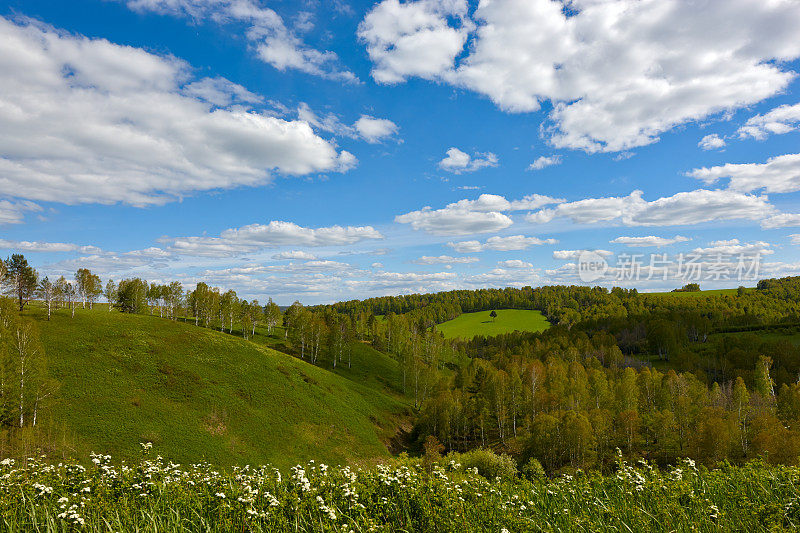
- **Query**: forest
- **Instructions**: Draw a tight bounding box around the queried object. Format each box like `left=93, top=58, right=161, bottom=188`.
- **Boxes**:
left=4, top=253, right=800, bottom=474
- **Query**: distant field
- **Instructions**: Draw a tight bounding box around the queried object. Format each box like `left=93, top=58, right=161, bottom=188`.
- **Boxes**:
left=436, top=309, right=549, bottom=339
left=649, top=288, right=743, bottom=298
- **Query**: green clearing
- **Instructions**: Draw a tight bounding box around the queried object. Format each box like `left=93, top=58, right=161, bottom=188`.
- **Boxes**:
left=648, top=288, right=742, bottom=298
left=20, top=306, right=409, bottom=468
left=435, top=309, right=550, bottom=340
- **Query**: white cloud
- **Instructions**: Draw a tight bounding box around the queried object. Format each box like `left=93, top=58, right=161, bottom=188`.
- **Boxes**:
left=691, top=239, right=773, bottom=257
left=698, top=134, right=726, bottom=151
left=497, top=259, right=533, bottom=268
left=271, top=250, right=318, bottom=260
left=47, top=247, right=173, bottom=274
left=354, top=115, right=399, bottom=143
left=297, top=103, right=399, bottom=143
left=553, top=249, right=613, bottom=260
left=462, top=267, right=543, bottom=288
left=610, top=235, right=689, bottom=247
left=396, top=205, right=511, bottom=235
left=448, top=235, right=557, bottom=253
left=0, top=17, right=356, bottom=207
left=123, top=0, right=356, bottom=81
left=360, top=0, right=800, bottom=152
left=0, top=239, right=103, bottom=254
left=738, top=102, right=800, bottom=139
left=789, top=234, right=800, bottom=245
left=358, top=0, right=471, bottom=84
left=528, top=155, right=561, bottom=170
left=527, top=189, right=774, bottom=226
left=412, top=255, right=479, bottom=264
left=687, top=153, right=800, bottom=193
left=163, top=221, right=383, bottom=257
left=438, top=147, right=498, bottom=173
left=183, top=77, right=263, bottom=107
left=396, top=193, right=563, bottom=236
left=0, top=200, right=41, bottom=225
left=762, top=213, right=800, bottom=229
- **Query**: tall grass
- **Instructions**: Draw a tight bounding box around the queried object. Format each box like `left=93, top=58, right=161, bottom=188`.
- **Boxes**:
left=0, top=448, right=798, bottom=531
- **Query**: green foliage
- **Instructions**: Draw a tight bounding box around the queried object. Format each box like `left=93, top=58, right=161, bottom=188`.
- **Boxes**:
left=436, top=309, right=550, bottom=339
left=1, top=454, right=799, bottom=531
left=115, top=278, right=148, bottom=314
left=449, top=449, right=518, bottom=480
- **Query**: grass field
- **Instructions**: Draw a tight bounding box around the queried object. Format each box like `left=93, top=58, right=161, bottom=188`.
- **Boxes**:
left=14, top=305, right=409, bottom=468
left=436, top=309, right=550, bottom=339
left=648, top=288, right=743, bottom=298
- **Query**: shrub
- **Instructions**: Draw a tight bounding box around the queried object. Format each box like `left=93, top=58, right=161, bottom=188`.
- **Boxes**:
left=452, top=449, right=517, bottom=480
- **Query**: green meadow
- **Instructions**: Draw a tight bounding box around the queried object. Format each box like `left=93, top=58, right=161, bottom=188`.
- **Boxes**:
left=435, top=309, right=550, bottom=339
left=16, top=305, right=409, bottom=468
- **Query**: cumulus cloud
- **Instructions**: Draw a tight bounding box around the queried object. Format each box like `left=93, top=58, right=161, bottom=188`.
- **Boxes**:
left=0, top=239, right=103, bottom=254
left=698, top=134, right=726, bottom=151
left=448, top=235, right=557, bottom=253
left=396, top=205, right=511, bottom=235
left=396, top=193, right=563, bottom=235
left=690, top=239, right=773, bottom=258
left=354, top=115, right=400, bottom=143
left=412, top=255, right=479, bottom=264
left=610, top=235, right=690, bottom=247
left=738, top=102, right=800, bottom=139
left=762, top=213, right=800, bottom=229
left=528, top=155, right=562, bottom=171
left=438, top=147, right=498, bottom=173
left=789, top=234, right=800, bottom=245
left=359, top=0, right=800, bottom=153
left=358, top=0, right=472, bottom=84
left=297, top=103, right=399, bottom=143
left=0, top=17, right=356, bottom=207
left=687, top=153, right=800, bottom=193
left=123, top=0, right=355, bottom=81
left=527, top=189, right=774, bottom=226
left=163, top=221, right=384, bottom=257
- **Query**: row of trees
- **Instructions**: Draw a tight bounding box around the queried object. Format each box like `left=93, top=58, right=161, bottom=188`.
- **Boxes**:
left=0, top=299, right=52, bottom=429
left=1, top=255, right=104, bottom=319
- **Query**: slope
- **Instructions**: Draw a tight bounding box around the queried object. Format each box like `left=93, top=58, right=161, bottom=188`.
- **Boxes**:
left=23, top=306, right=409, bottom=468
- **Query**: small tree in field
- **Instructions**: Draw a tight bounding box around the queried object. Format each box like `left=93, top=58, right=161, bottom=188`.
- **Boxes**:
left=4, top=254, right=38, bottom=312
left=37, top=277, right=55, bottom=320
left=490, top=310, right=498, bottom=322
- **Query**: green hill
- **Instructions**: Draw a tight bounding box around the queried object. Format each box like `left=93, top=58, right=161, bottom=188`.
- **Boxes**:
left=21, top=306, right=409, bottom=468
left=435, top=309, right=550, bottom=339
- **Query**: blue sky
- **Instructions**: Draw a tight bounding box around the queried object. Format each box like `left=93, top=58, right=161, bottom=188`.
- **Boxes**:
left=1, top=0, right=800, bottom=304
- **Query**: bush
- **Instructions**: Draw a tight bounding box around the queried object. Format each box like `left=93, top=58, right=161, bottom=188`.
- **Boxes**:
left=451, top=449, right=517, bottom=480
left=521, top=457, right=546, bottom=480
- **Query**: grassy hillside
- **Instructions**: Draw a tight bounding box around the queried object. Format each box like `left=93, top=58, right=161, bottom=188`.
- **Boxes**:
left=19, top=306, right=409, bottom=468
left=649, top=288, right=742, bottom=298
left=436, top=309, right=550, bottom=339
